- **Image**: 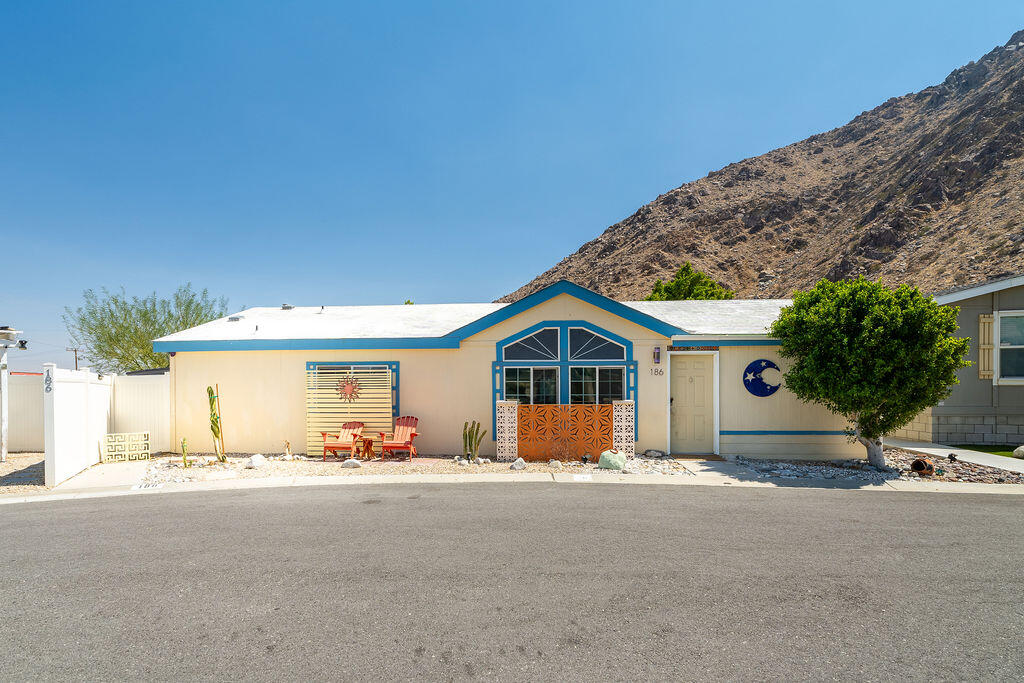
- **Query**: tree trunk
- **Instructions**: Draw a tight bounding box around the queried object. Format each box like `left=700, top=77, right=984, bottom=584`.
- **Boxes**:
left=858, top=435, right=885, bottom=469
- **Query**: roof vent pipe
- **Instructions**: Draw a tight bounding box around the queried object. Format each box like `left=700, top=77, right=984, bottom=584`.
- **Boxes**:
left=281, top=303, right=294, bottom=310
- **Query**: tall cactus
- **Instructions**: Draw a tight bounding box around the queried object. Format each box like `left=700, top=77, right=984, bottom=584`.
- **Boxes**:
left=207, top=386, right=226, bottom=463
left=463, top=420, right=487, bottom=461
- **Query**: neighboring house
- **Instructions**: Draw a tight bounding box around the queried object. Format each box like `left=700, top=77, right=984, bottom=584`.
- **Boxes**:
left=153, top=280, right=861, bottom=459
left=893, top=273, right=1024, bottom=446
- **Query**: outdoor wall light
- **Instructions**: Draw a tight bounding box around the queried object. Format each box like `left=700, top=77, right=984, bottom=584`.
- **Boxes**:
left=652, top=346, right=661, bottom=364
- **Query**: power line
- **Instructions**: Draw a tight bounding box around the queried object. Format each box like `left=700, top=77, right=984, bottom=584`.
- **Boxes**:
left=65, top=347, right=82, bottom=370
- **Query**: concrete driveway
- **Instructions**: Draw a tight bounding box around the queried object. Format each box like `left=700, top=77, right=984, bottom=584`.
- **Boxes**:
left=1, top=483, right=1021, bottom=680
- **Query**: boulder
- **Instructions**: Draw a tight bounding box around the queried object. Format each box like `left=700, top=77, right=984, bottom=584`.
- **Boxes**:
left=510, top=457, right=527, bottom=471
left=547, top=459, right=563, bottom=470
left=1014, top=445, right=1024, bottom=459
left=457, top=459, right=468, bottom=466
left=341, top=458, right=361, bottom=468
left=246, top=453, right=266, bottom=469
left=598, top=449, right=627, bottom=470
left=643, top=449, right=666, bottom=458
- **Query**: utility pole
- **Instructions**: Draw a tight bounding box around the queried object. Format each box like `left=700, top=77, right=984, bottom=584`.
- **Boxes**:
left=0, top=327, right=26, bottom=464
left=65, top=347, right=81, bottom=370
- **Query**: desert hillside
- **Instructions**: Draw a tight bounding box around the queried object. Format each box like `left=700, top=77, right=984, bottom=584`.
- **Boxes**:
left=503, top=30, right=1024, bottom=302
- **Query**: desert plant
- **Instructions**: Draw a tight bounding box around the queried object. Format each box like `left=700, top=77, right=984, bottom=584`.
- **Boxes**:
left=207, top=386, right=227, bottom=463
left=181, top=438, right=190, bottom=468
left=463, top=420, right=486, bottom=461
left=770, top=277, right=970, bottom=468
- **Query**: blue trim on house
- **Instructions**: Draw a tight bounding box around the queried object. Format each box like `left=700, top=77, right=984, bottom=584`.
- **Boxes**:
left=155, top=281, right=683, bottom=354
left=670, top=339, right=781, bottom=347
left=720, top=430, right=847, bottom=436
left=306, top=361, right=400, bottom=418
left=445, top=280, right=684, bottom=341
left=491, top=320, right=639, bottom=439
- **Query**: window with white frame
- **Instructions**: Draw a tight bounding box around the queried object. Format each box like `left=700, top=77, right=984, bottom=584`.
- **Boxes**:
left=999, top=312, right=1024, bottom=379
left=569, top=367, right=625, bottom=404
left=503, top=328, right=559, bottom=361
left=504, top=367, right=558, bottom=404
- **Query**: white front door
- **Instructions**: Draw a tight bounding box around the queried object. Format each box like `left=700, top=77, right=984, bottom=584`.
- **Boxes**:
left=670, top=355, right=715, bottom=454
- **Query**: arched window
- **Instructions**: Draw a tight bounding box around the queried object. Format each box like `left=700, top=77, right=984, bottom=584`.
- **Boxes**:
left=502, top=328, right=559, bottom=361
left=568, top=328, right=625, bottom=361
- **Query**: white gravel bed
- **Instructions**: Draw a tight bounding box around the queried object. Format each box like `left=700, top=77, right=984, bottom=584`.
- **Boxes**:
left=141, top=453, right=693, bottom=485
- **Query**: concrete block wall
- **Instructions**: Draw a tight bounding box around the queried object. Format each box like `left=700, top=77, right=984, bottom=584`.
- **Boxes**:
left=933, top=415, right=1024, bottom=447
left=891, top=409, right=933, bottom=442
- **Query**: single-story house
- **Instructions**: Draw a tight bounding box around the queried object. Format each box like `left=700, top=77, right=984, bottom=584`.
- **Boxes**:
left=153, top=281, right=860, bottom=460
left=893, top=273, right=1024, bottom=447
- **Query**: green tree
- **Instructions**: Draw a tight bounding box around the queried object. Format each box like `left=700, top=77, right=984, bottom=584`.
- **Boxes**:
left=769, top=277, right=970, bottom=468
left=645, top=263, right=735, bottom=300
left=63, top=284, right=228, bottom=373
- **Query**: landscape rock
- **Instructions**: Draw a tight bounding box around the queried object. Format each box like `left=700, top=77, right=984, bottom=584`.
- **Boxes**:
left=457, top=459, right=468, bottom=466
left=643, top=449, right=666, bottom=458
left=598, top=449, right=627, bottom=470
left=1013, top=445, right=1024, bottom=459
left=246, top=453, right=266, bottom=469
left=510, top=458, right=527, bottom=471
left=548, top=459, right=563, bottom=470
left=341, top=458, right=361, bottom=468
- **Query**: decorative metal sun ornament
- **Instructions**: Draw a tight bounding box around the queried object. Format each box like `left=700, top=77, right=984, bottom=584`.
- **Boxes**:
left=335, top=375, right=361, bottom=403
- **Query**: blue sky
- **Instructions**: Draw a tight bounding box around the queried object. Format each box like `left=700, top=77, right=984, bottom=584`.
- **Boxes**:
left=3, top=1, right=1022, bottom=370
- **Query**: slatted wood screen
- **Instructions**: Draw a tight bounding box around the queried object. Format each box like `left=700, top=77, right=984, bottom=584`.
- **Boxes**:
left=979, top=314, right=994, bottom=379
left=305, top=364, right=394, bottom=455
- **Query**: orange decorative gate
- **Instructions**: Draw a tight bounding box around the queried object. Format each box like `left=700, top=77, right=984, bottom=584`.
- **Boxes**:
left=517, top=404, right=613, bottom=461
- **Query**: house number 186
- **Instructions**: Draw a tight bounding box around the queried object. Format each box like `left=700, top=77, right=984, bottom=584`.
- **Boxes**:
left=649, top=368, right=664, bottom=376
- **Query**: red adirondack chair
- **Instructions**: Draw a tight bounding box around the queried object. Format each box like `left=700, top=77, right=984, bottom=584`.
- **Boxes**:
left=379, top=416, right=420, bottom=461
left=320, top=421, right=364, bottom=461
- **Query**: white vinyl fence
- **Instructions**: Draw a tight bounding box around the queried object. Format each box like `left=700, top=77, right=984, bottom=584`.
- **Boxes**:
left=43, top=365, right=112, bottom=487
left=9, top=374, right=44, bottom=451
left=111, top=374, right=170, bottom=453
left=24, top=364, right=171, bottom=487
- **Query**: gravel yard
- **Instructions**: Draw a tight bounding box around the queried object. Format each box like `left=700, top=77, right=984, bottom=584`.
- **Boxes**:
left=141, top=453, right=692, bottom=485
left=0, top=452, right=46, bottom=495
left=737, top=447, right=1024, bottom=485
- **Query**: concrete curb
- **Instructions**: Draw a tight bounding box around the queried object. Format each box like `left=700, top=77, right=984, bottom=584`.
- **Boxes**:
left=3, top=470, right=1024, bottom=506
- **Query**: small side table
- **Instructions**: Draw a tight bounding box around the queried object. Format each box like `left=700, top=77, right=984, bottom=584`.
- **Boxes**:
left=357, top=437, right=376, bottom=460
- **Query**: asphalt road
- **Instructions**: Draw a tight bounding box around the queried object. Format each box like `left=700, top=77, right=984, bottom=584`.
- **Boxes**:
left=2, top=483, right=1022, bottom=681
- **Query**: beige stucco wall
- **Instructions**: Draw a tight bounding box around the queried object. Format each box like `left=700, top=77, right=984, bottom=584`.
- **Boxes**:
left=168, top=293, right=861, bottom=459
left=716, top=346, right=861, bottom=459
left=169, top=294, right=673, bottom=456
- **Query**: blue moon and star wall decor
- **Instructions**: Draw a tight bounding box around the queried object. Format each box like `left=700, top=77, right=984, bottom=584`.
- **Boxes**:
left=743, top=359, right=782, bottom=397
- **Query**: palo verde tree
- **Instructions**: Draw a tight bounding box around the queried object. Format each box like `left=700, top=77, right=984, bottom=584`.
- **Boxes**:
left=645, top=262, right=735, bottom=301
left=63, top=283, right=228, bottom=373
left=769, top=277, right=970, bottom=468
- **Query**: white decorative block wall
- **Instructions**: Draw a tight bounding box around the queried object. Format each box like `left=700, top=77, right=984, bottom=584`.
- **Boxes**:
left=612, top=400, right=635, bottom=456
left=495, top=400, right=518, bottom=462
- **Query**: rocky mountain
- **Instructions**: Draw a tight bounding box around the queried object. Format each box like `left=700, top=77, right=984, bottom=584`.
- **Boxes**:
left=503, top=31, right=1024, bottom=302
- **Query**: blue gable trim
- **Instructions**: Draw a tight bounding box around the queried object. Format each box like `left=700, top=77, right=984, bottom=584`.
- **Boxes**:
left=153, top=281, right=683, bottom=353
left=442, top=281, right=684, bottom=341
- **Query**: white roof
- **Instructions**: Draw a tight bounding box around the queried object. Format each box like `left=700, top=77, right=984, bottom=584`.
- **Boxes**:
left=624, top=299, right=790, bottom=336
left=155, top=297, right=790, bottom=344
left=155, top=303, right=506, bottom=342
